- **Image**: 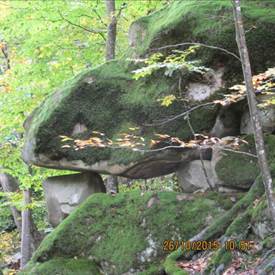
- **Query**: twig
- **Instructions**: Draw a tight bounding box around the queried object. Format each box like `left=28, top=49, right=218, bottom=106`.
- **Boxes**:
left=199, top=149, right=214, bottom=190
left=186, top=113, right=214, bottom=190
left=143, top=102, right=215, bottom=127
left=217, top=146, right=258, bottom=158
left=91, top=9, right=107, bottom=27
left=58, top=10, right=106, bottom=41
left=0, top=41, right=10, bottom=71
left=151, top=42, right=241, bottom=62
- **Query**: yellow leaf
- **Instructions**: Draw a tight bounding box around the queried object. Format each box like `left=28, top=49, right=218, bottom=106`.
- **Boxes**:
left=160, top=95, right=176, bottom=107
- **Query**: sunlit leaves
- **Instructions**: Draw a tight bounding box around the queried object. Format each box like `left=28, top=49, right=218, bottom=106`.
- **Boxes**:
left=132, top=46, right=205, bottom=80
left=159, top=94, right=176, bottom=107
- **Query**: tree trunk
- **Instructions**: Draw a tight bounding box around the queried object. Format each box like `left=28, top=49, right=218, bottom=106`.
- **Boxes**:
left=20, top=189, right=32, bottom=269
left=0, top=37, right=10, bottom=72
left=0, top=173, right=22, bottom=231
left=105, top=0, right=117, bottom=60
left=232, top=0, right=275, bottom=225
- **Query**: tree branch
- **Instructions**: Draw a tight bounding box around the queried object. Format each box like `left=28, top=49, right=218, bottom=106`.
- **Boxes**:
left=143, top=102, right=215, bottom=127
left=58, top=10, right=106, bottom=41
left=151, top=42, right=241, bottom=62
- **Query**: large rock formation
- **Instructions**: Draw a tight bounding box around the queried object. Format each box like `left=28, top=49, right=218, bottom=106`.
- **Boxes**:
left=20, top=1, right=275, bottom=274
left=22, top=59, right=219, bottom=178
left=21, top=191, right=232, bottom=275
left=22, top=1, right=275, bottom=180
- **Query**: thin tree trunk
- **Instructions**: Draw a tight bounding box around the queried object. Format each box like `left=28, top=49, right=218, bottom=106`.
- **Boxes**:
left=0, top=173, right=22, bottom=231
left=105, top=0, right=117, bottom=60
left=232, top=0, right=275, bottom=225
left=105, top=0, right=118, bottom=191
left=20, top=189, right=32, bottom=269
left=0, top=38, right=10, bottom=72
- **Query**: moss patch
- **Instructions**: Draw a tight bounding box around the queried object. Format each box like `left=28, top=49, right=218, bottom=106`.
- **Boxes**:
left=20, top=258, right=100, bottom=275
left=130, top=0, right=275, bottom=77
left=216, top=135, right=275, bottom=189
left=26, top=191, right=229, bottom=274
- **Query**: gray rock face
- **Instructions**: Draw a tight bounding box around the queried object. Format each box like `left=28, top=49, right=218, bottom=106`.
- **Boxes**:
left=211, top=104, right=242, bottom=138
left=176, top=139, right=260, bottom=192
left=241, top=106, right=275, bottom=134
left=43, top=172, right=106, bottom=227
left=176, top=160, right=219, bottom=192
left=186, top=68, right=224, bottom=102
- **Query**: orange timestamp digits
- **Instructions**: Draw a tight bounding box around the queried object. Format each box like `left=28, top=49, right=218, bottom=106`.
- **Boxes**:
left=163, top=240, right=221, bottom=252
left=224, top=240, right=254, bottom=251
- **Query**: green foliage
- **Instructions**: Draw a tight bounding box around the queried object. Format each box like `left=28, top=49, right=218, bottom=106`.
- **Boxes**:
left=119, top=175, right=180, bottom=193
left=132, top=47, right=206, bottom=80
left=0, top=204, right=15, bottom=232
left=20, top=258, right=100, bottom=275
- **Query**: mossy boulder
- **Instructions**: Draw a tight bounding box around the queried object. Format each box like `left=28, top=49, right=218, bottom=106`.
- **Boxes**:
left=23, top=1, right=275, bottom=178
left=20, top=258, right=101, bottom=275
left=129, top=0, right=275, bottom=78
left=23, top=191, right=231, bottom=274
left=214, top=135, right=275, bottom=189
left=22, top=59, right=219, bottom=178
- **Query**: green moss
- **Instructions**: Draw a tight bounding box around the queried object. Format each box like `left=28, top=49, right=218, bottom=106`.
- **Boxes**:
left=164, top=249, right=188, bottom=275
left=250, top=198, right=267, bottom=222
left=215, top=137, right=259, bottom=188
left=0, top=204, right=15, bottom=232
left=24, top=58, right=219, bottom=167
left=20, top=258, right=100, bottom=275
left=216, top=135, right=275, bottom=189
left=205, top=192, right=236, bottom=210
left=261, top=236, right=275, bottom=249
left=131, top=0, right=275, bottom=76
left=225, top=210, right=251, bottom=237
left=27, top=191, right=224, bottom=274
left=206, top=248, right=232, bottom=274
left=163, top=176, right=265, bottom=274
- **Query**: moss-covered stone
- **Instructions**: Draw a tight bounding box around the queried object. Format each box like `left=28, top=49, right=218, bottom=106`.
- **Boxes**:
left=25, top=191, right=230, bottom=274
left=20, top=258, right=100, bottom=275
left=23, top=59, right=218, bottom=177
left=23, top=1, right=275, bottom=177
left=163, top=176, right=265, bottom=274
left=215, top=135, right=275, bottom=189
left=129, top=0, right=275, bottom=78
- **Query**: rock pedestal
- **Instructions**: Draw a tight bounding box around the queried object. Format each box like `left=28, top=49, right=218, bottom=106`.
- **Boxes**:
left=176, top=160, right=219, bottom=192
left=43, top=172, right=106, bottom=227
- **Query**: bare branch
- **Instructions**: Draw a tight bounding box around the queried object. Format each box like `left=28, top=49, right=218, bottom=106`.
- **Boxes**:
left=151, top=42, right=241, bottom=62
left=186, top=112, right=214, bottom=190
left=91, top=9, right=107, bottom=27
left=58, top=10, right=106, bottom=41
left=0, top=40, right=10, bottom=71
left=217, top=146, right=257, bottom=158
left=143, top=102, right=215, bottom=127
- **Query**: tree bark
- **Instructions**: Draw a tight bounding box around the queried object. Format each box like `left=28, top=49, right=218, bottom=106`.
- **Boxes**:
left=105, top=0, right=117, bottom=60
left=232, top=0, right=275, bottom=225
left=0, top=173, right=22, bottom=231
left=0, top=38, right=10, bottom=72
left=20, top=189, right=32, bottom=269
